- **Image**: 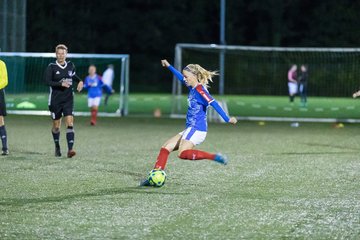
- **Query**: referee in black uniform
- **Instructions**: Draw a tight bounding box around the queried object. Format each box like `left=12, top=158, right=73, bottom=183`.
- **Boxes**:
left=45, top=44, right=83, bottom=158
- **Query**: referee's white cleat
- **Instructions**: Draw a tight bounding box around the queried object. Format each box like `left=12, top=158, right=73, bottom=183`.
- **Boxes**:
left=214, top=153, right=228, bottom=165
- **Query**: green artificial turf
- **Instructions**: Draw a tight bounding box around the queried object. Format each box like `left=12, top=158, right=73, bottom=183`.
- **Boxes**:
left=0, top=115, right=359, bottom=239
left=5, top=93, right=360, bottom=119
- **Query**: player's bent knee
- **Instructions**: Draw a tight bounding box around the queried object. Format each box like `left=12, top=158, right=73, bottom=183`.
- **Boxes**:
left=178, top=152, right=185, bottom=159
left=161, top=142, right=175, bottom=152
left=178, top=150, right=190, bottom=159
left=65, top=121, right=74, bottom=128
left=162, top=146, right=173, bottom=153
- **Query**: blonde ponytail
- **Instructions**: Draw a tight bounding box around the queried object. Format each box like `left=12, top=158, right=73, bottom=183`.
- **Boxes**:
left=183, top=64, right=217, bottom=88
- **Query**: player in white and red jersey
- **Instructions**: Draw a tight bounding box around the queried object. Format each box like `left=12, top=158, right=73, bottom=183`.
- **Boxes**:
left=288, top=64, right=298, bottom=103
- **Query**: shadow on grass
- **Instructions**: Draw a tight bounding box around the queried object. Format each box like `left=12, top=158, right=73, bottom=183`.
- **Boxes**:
left=269, top=142, right=360, bottom=155
left=96, top=168, right=144, bottom=178
left=301, top=142, right=360, bottom=151
left=0, top=187, right=189, bottom=207
left=1, top=149, right=46, bottom=161
left=271, top=151, right=356, bottom=155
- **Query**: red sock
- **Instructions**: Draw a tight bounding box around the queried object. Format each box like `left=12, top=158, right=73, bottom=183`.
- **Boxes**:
left=91, top=109, right=98, bottom=124
left=179, top=149, right=216, bottom=160
left=154, top=148, right=170, bottom=170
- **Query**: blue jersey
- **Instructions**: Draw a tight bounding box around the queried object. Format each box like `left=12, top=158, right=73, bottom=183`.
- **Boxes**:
left=186, top=84, right=214, bottom=131
left=84, top=74, right=103, bottom=98
left=168, top=65, right=230, bottom=131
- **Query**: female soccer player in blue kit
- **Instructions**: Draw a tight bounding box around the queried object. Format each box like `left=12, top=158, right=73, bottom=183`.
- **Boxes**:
left=140, top=59, right=237, bottom=186
left=83, top=65, right=110, bottom=125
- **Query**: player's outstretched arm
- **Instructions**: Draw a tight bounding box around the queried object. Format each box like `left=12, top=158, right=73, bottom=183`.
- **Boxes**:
left=195, top=85, right=236, bottom=124
left=209, top=100, right=231, bottom=122
left=161, top=59, right=170, bottom=67
left=211, top=101, right=237, bottom=125
left=161, top=59, right=186, bottom=85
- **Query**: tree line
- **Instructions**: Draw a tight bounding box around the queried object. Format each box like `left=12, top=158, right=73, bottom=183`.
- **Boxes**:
left=26, top=0, right=360, bottom=92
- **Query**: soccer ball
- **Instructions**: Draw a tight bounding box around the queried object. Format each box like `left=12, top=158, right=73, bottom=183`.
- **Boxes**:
left=148, top=169, right=166, bottom=187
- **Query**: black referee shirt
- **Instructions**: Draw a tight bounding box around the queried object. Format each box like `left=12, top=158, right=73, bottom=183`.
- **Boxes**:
left=45, top=61, right=81, bottom=105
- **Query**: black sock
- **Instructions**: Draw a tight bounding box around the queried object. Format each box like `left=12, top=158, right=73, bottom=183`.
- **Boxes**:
left=0, top=125, right=8, bottom=151
left=52, top=129, right=60, bottom=148
left=66, top=126, right=74, bottom=151
left=289, top=96, right=294, bottom=102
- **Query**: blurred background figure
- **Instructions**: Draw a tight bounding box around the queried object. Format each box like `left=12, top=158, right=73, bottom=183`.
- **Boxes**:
left=83, top=65, right=106, bottom=125
left=102, top=64, right=115, bottom=106
left=298, top=65, right=308, bottom=107
left=287, top=64, right=298, bottom=103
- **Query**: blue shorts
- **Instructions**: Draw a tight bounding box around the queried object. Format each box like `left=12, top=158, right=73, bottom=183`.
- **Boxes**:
left=179, top=127, right=207, bottom=145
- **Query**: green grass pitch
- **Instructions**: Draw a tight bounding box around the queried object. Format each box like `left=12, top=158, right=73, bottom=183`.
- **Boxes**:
left=6, top=93, right=360, bottom=119
left=1, top=115, right=360, bottom=239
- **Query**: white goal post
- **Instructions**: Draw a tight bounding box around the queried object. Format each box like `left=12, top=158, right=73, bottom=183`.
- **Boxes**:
left=172, top=43, right=360, bottom=122
left=0, top=52, right=130, bottom=117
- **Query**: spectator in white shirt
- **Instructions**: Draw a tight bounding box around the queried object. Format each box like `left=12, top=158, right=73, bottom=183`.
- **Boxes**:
left=102, top=64, right=115, bottom=105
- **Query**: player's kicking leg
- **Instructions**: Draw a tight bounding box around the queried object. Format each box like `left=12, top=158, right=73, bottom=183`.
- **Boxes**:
left=139, top=134, right=181, bottom=187
left=214, top=153, right=228, bottom=165
left=178, top=148, right=228, bottom=165
left=177, top=130, right=228, bottom=165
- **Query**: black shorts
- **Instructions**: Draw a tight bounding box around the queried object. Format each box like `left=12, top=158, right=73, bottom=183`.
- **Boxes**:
left=48, top=100, right=74, bottom=120
left=0, top=89, right=7, bottom=116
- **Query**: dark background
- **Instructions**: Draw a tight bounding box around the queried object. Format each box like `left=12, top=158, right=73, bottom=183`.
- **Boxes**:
left=26, top=0, right=360, bottom=93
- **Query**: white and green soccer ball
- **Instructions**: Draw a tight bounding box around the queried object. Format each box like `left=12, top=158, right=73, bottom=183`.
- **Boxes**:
left=148, top=169, right=166, bottom=187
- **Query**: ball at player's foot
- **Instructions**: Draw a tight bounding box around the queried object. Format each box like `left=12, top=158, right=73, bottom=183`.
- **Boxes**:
left=258, top=121, right=265, bottom=126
